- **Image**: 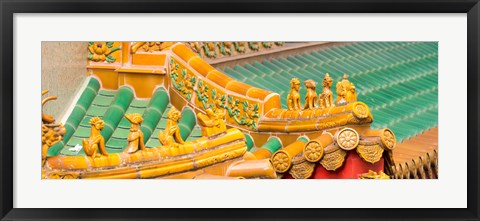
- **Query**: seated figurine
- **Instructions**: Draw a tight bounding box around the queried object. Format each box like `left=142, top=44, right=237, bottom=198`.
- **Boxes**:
left=318, top=73, right=335, bottom=109
left=124, top=113, right=146, bottom=153
left=303, top=79, right=317, bottom=110
left=82, top=117, right=108, bottom=158
left=158, top=107, right=185, bottom=148
left=287, top=78, right=302, bottom=111
left=197, top=108, right=227, bottom=137
left=336, top=74, right=357, bottom=104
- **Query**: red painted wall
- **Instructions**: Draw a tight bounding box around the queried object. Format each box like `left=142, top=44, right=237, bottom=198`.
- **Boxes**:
left=283, top=151, right=384, bottom=179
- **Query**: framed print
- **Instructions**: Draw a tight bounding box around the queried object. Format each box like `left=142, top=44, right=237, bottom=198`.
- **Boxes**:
left=1, top=0, right=480, bottom=221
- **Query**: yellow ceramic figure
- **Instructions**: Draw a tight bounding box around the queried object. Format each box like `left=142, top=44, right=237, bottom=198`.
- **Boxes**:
left=359, top=170, right=390, bottom=179
left=197, top=108, right=227, bottom=137
left=287, top=78, right=302, bottom=111
left=42, top=125, right=60, bottom=165
left=336, top=74, right=357, bottom=104
left=158, top=107, right=185, bottom=147
left=303, top=79, right=317, bottom=110
left=125, top=113, right=146, bottom=153
left=82, top=117, right=108, bottom=158
left=319, top=73, right=335, bottom=109
left=41, top=90, right=66, bottom=165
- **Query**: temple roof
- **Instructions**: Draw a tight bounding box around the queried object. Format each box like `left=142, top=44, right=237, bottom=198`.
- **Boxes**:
left=219, top=42, right=438, bottom=142
left=47, top=41, right=438, bottom=180
left=48, top=83, right=201, bottom=156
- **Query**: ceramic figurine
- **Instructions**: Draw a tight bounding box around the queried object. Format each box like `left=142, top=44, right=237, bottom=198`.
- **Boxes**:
left=125, top=113, right=146, bottom=153
left=158, top=107, right=185, bottom=148
left=319, top=73, right=334, bottom=109
left=304, top=79, right=317, bottom=110
left=287, top=78, right=302, bottom=111
left=197, top=108, right=227, bottom=136
left=82, top=117, right=108, bottom=158
left=336, top=74, right=357, bottom=104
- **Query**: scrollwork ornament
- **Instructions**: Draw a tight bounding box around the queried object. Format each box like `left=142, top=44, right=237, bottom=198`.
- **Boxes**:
left=289, top=161, right=315, bottom=179
left=320, top=145, right=347, bottom=171
left=357, top=144, right=384, bottom=164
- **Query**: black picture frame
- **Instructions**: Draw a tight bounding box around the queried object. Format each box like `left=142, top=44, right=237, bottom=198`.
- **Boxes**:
left=1, top=0, right=479, bottom=220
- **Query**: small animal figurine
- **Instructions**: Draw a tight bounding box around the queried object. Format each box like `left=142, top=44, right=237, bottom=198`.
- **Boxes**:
left=336, top=74, right=357, bottom=104
left=304, top=79, right=317, bottom=110
left=319, top=73, right=335, bottom=109
left=158, top=107, right=185, bottom=148
left=124, top=113, right=146, bottom=153
left=82, top=117, right=108, bottom=158
left=197, top=108, right=227, bottom=137
left=287, top=78, right=302, bottom=111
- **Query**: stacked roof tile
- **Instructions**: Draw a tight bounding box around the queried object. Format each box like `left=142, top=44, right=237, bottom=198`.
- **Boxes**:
left=221, top=42, right=438, bottom=142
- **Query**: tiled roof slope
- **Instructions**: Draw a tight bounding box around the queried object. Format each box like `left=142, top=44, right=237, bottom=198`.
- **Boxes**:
left=50, top=81, right=198, bottom=157
left=220, top=42, right=438, bottom=142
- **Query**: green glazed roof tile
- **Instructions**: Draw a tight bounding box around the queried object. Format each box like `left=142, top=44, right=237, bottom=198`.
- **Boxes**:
left=118, top=118, right=131, bottom=129
left=79, top=116, right=93, bottom=127
left=65, top=136, right=83, bottom=148
left=105, top=148, right=124, bottom=153
left=98, top=90, right=117, bottom=97
left=146, top=139, right=161, bottom=148
left=152, top=128, right=162, bottom=136
left=86, top=106, right=109, bottom=117
left=111, top=128, right=131, bottom=139
left=106, top=138, right=128, bottom=149
left=186, top=136, right=201, bottom=142
left=189, top=126, right=202, bottom=137
left=125, top=106, right=146, bottom=115
left=73, top=126, right=91, bottom=138
left=91, top=95, right=115, bottom=107
left=130, top=99, right=150, bottom=108
left=156, top=119, right=167, bottom=129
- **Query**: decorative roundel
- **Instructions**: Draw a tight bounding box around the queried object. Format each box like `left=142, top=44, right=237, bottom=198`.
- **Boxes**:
left=381, top=128, right=396, bottom=150
left=303, top=141, right=325, bottom=163
left=352, top=102, right=369, bottom=119
left=271, top=151, right=291, bottom=173
left=335, top=128, right=360, bottom=150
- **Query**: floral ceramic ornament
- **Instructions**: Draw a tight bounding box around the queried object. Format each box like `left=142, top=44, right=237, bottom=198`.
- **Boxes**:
left=88, top=42, right=120, bottom=63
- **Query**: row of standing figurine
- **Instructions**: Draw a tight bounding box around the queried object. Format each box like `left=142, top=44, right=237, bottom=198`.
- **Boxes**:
left=81, top=105, right=227, bottom=159
left=82, top=107, right=186, bottom=158
left=287, top=73, right=357, bottom=111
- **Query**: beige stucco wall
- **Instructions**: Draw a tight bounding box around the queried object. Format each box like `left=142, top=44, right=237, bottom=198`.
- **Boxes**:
left=42, top=42, right=87, bottom=121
